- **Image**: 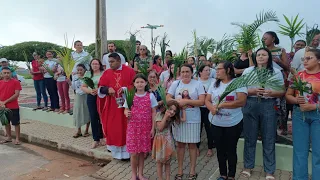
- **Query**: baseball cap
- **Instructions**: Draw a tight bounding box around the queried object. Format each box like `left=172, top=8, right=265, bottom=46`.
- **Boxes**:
left=0, top=58, right=8, bottom=62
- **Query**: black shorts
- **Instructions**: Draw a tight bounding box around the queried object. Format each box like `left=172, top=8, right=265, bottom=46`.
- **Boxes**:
left=5, top=109, right=20, bottom=126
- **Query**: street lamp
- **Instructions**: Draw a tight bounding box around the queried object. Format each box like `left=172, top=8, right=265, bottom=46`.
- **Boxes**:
left=141, top=24, right=164, bottom=52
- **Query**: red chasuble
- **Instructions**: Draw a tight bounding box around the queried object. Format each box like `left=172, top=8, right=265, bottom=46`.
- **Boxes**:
left=97, top=65, right=136, bottom=147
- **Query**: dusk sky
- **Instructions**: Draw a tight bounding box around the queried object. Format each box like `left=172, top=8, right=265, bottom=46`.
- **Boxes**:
left=1, top=0, right=319, bottom=56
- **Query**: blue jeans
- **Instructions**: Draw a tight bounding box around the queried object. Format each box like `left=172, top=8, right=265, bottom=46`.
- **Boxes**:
left=87, top=94, right=103, bottom=142
left=33, top=79, right=48, bottom=107
left=243, top=97, right=277, bottom=174
left=292, top=106, right=319, bottom=180
left=44, top=78, right=59, bottom=109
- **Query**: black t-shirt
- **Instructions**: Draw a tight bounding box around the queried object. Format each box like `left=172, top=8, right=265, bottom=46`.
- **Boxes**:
left=234, top=58, right=249, bottom=77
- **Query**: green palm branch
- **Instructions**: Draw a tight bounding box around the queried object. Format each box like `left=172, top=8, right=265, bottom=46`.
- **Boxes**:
left=54, top=34, right=75, bottom=79
left=22, top=51, right=31, bottom=70
left=278, top=14, right=305, bottom=52
left=172, top=57, right=185, bottom=80
left=175, top=45, right=189, bottom=61
left=82, top=77, right=95, bottom=89
left=217, top=67, right=284, bottom=105
left=137, top=63, right=149, bottom=77
left=157, top=85, right=167, bottom=109
left=0, top=107, right=11, bottom=126
left=305, top=24, right=320, bottom=46
left=42, top=64, right=55, bottom=76
left=159, top=33, right=170, bottom=64
left=199, top=37, right=215, bottom=57
left=124, top=33, right=137, bottom=62
left=124, top=87, right=135, bottom=110
left=232, top=10, right=279, bottom=52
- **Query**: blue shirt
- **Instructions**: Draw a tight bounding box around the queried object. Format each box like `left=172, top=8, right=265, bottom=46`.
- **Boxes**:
left=0, top=66, right=17, bottom=77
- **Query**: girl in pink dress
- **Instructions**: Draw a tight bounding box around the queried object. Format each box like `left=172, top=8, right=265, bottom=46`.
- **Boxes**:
left=124, top=74, right=158, bottom=180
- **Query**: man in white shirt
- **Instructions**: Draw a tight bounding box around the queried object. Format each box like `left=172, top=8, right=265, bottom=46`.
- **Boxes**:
left=102, top=42, right=126, bottom=70
left=291, top=34, right=320, bottom=72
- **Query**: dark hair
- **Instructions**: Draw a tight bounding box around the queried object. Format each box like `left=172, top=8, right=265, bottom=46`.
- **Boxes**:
left=108, top=42, right=116, bottom=46
left=161, top=100, right=181, bottom=124
left=166, top=50, right=173, bottom=57
left=181, top=64, right=193, bottom=73
left=133, top=73, right=149, bottom=91
left=295, top=40, right=307, bottom=46
left=198, top=64, right=210, bottom=77
left=167, top=60, right=173, bottom=68
left=188, top=56, right=195, bottom=61
left=199, top=55, right=207, bottom=60
left=1, top=67, right=11, bottom=71
left=153, top=55, right=161, bottom=65
left=214, top=61, right=236, bottom=88
left=167, top=63, right=178, bottom=82
left=89, top=58, right=103, bottom=78
left=108, top=52, right=121, bottom=61
left=254, top=48, right=274, bottom=72
left=265, top=31, right=280, bottom=45
left=76, top=63, right=87, bottom=71
left=136, top=40, right=141, bottom=44
left=74, top=40, right=82, bottom=46
left=308, top=49, right=320, bottom=60
left=148, top=70, right=159, bottom=80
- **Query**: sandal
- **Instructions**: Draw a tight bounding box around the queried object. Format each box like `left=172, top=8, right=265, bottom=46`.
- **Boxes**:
left=83, top=132, right=90, bottom=137
left=188, top=173, right=198, bottom=180
left=42, top=107, right=48, bottom=111
left=217, top=177, right=227, bottom=180
left=33, top=107, right=43, bottom=111
left=174, top=174, right=183, bottom=180
left=240, top=170, right=251, bottom=178
left=0, top=139, right=12, bottom=144
left=266, top=175, right=275, bottom=180
left=46, top=108, right=54, bottom=112
left=14, top=141, right=21, bottom=145
left=73, top=133, right=82, bottom=138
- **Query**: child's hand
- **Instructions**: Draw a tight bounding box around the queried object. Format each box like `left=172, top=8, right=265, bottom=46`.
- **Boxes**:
left=164, top=111, right=171, bottom=118
left=124, top=110, right=131, bottom=118
left=150, top=128, right=155, bottom=138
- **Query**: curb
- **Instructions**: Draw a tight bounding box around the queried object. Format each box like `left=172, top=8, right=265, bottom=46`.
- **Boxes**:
left=0, top=129, right=113, bottom=162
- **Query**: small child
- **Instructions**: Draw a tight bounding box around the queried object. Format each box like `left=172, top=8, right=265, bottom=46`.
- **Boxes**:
left=124, top=74, right=158, bottom=180
left=152, top=100, right=181, bottom=180
left=55, top=55, right=70, bottom=114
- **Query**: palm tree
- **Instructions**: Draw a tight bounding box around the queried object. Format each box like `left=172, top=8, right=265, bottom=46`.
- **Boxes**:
left=209, top=34, right=236, bottom=62
left=278, top=14, right=305, bottom=52
left=306, top=24, right=320, bottom=46
left=199, top=37, right=215, bottom=58
left=232, top=10, right=279, bottom=52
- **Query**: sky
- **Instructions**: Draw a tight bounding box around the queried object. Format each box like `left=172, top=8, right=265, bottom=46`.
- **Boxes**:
left=1, top=0, right=320, bottom=60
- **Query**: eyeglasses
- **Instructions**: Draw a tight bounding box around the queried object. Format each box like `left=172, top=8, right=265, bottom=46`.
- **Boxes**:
left=301, top=56, right=315, bottom=62
left=140, top=49, right=146, bottom=51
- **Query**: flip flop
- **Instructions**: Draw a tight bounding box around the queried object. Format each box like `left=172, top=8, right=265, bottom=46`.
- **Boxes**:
left=83, top=133, right=90, bottom=137
left=73, top=133, right=82, bottom=138
left=33, top=107, right=43, bottom=111
left=0, top=139, right=12, bottom=144
left=240, top=170, right=251, bottom=178
left=14, top=141, right=21, bottom=145
left=266, top=175, right=275, bottom=180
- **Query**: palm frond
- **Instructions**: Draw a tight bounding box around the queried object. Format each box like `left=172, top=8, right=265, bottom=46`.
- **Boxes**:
left=124, top=87, right=135, bottom=110
left=159, top=33, right=170, bottom=64
left=0, top=107, right=11, bottom=126
left=157, top=85, right=167, bottom=109
left=172, top=57, right=185, bottom=80
left=54, top=34, right=75, bottom=79
left=22, top=51, right=31, bottom=70
left=82, top=77, right=95, bottom=89
left=137, top=63, right=149, bottom=77
left=306, top=24, right=320, bottom=45
left=42, top=64, right=55, bottom=76
left=124, top=33, right=137, bottom=62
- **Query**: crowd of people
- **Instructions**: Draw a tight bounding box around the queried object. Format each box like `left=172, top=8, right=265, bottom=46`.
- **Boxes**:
left=0, top=30, right=319, bottom=180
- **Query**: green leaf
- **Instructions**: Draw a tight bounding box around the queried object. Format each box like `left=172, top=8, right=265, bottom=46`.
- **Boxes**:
left=157, top=85, right=167, bottom=109
left=124, top=87, right=135, bottom=110
left=82, top=77, right=95, bottom=89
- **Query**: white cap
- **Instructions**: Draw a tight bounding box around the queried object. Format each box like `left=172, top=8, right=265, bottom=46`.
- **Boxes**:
left=0, top=58, right=8, bottom=62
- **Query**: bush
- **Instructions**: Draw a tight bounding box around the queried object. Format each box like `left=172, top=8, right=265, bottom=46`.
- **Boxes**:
left=22, top=74, right=32, bottom=79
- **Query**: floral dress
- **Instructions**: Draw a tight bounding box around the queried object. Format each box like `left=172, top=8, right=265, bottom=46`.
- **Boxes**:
left=126, top=93, right=153, bottom=153
left=152, top=113, right=176, bottom=163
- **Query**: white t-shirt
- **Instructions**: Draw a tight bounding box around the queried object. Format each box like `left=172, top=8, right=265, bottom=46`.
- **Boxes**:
left=198, top=78, right=214, bottom=107
left=102, top=52, right=126, bottom=69
left=159, top=70, right=170, bottom=82
left=208, top=79, right=247, bottom=127
left=167, top=79, right=206, bottom=123
left=43, top=59, right=58, bottom=78
left=242, top=66, right=284, bottom=98
left=123, top=92, right=158, bottom=109
left=71, top=51, right=91, bottom=74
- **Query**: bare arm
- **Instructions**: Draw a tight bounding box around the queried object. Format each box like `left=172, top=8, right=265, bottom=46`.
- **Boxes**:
left=278, top=49, right=289, bottom=71
left=81, top=84, right=96, bottom=95
left=4, top=90, right=20, bottom=104
left=285, top=88, right=297, bottom=104
left=218, top=92, right=247, bottom=109
left=156, top=114, right=169, bottom=132
left=180, top=109, right=186, bottom=122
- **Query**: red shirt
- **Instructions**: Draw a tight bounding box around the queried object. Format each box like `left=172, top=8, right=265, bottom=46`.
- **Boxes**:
left=152, top=64, right=163, bottom=74
left=31, top=60, right=44, bottom=80
left=0, top=79, right=22, bottom=109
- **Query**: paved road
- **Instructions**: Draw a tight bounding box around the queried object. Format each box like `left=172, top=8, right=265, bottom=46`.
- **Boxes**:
left=0, top=138, right=101, bottom=180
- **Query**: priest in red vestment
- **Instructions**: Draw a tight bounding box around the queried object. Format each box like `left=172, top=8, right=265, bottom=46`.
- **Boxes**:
left=97, top=53, right=135, bottom=159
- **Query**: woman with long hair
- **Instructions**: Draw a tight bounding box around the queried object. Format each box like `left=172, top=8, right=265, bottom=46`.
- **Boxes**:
left=286, top=49, right=320, bottom=179
left=152, top=55, right=163, bottom=75
left=241, top=48, right=285, bottom=180
left=81, top=59, right=104, bottom=148
left=163, top=63, right=181, bottom=91
left=205, top=61, right=247, bottom=180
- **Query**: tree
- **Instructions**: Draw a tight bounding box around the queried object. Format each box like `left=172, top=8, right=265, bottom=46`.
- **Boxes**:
left=0, top=41, right=63, bottom=62
left=232, top=10, right=279, bottom=52
left=278, top=14, right=305, bottom=52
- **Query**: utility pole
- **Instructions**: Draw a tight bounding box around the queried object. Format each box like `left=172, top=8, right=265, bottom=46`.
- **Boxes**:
left=141, top=24, right=164, bottom=53
left=95, top=0, right=107, bottom=60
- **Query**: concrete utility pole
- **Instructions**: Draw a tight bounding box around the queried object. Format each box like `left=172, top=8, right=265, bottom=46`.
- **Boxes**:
left=95, top=0, right=107, bottom=60
left=141, top=24, right=164, bottom=52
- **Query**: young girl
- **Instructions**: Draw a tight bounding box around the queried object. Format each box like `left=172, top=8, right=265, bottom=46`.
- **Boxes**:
left=71, top=64, right=90, bottom=138
left=124, top=74, right=158, bottom=180
left=152, top=100, right=180, bottom=180
left=56, top=55, right=71, bottom=114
